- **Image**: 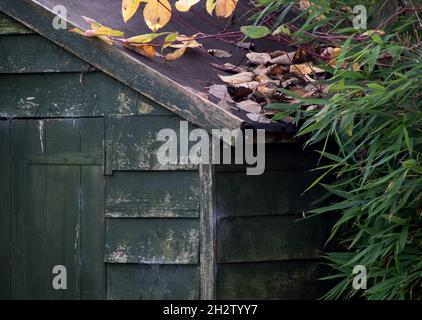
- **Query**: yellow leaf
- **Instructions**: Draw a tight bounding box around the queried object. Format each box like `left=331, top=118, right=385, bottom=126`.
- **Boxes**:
left=169, top=35, right=201, bottom=48
left=165, top=44, right=188, bottom=61
left=162, top=32, right=178, bottom=50
left=299, top=0, right=311, bottom=10
left=215, top=0, right=238, bottom=18
left=122, top=0, right=143, bottom=23
left=81, top=16, right=124, bottom=37
left=126, top=32, right=167, bottom=43
left=290, top=63, right=324, bottom=76
left=143, top=0, right=172, bottom=32
left=135, top=44, right=157, bottom=58
left=175, top=0, right=200, bottom=12
left=206, top=0, right=216, bottom=15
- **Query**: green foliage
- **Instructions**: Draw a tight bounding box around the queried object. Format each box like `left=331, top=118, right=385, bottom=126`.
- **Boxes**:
left=250, top=0, right=422, bottom=299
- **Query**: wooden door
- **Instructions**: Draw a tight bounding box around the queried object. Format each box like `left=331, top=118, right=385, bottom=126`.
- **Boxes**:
left=0, top=118, right=105, bottom=299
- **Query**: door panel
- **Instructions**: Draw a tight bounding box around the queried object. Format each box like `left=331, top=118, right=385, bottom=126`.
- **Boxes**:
left=9, top=118, right=105, bottom=299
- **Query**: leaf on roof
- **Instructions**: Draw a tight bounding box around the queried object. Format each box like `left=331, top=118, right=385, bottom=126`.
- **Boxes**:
left=143, top=0, right=172, bottom=32
left=218, top=72, right=255, bottom=84
left=246, top=52, right=271, bottom=65
left=122, top=0, right=144, bottom=23
left=208, top=49, right=232, bottom=58
left=175, top=0, right=200, bottom=12
left=215, top=0, right=238, bottom=18
left=241, top=25, right=271, bottom=39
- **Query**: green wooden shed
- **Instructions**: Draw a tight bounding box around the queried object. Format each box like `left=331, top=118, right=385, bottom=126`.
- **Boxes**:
left=0, top=0, right=331, bottom=300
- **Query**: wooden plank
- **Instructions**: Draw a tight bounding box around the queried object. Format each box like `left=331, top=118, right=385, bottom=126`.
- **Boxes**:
left=0, top=72, right=172, bottom=118
left=105, top=171, right=200, bottom=218
left=0, top=12, right=33, bottom=34
left=110, top=116, right=198, bottom=171
left=45, top=165, right=81, bottom=299
left=217, top=261, right=328, bottom=299
left=11, top=120, right=46, bottom=299
left=199, top=142, right=216, bottom=300
left=107, top=264, right=199, bottom=300
left=0, top=1, right=243, bottom=132
left=105, top=218, right=200, bottom=265
left=0, top=120, right=10, bottom=299
left=0, top=34, right=89, bottom=73
left=44, top=119, right=81, bottom=299
left=217, top=215, right=329, bottom=263
left=215, top=170, right=325, bottom=217
left=214, top=143, right=322, bottom=173
left=81, top=166, right=105, bottom=300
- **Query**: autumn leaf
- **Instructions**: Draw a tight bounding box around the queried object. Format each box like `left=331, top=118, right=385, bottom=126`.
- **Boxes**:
left=165, top=35, right=201, bottom=61
left=215, top=0, right=238, bottom=18
left=122, top=0, right=144, bottom=23
left=126, top=32, right=168, bottom=43
left=290, top=63, right=325, bottom=76
left=143, top=0, right=172, bottom=32
left=218, top=72, right=255, bottom=84
left=127, top=44, right=157, bottom=58
left=241, top=25, right=271, bottom=39
left=70, top=17, right=124, bottom=45
left=206, top=0, right=216, bottom=15
left=175, top=0, right=200, bottom=12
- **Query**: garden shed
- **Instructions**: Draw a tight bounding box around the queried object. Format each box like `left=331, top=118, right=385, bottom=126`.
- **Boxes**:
left=0, top=0, right=330, bottom=300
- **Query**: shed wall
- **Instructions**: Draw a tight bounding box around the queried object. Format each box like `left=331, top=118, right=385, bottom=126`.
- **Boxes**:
left=0, top=13, right=201, bottom=300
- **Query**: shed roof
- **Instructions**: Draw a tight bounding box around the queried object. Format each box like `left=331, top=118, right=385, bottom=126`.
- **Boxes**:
left=0, top=0, right=296, bottom=137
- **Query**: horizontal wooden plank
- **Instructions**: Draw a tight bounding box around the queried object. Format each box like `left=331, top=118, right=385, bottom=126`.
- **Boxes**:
left=106, top=171, right=200, bottom=218
left=0, top=12, right=33, bottom=34
left=217, top=261, right=329, bottom=299
left=0, top=72, right=171, bottom=118
left=107, top=264, right=199, bottom=300
left=105, top=218, right=200, bottom=264
left=214, top=143, right=322, bottom=172
left=110, top=116, right=198, bottom=171
left=217, top=215, right=329, bottom=263
left=0, top=34, right=89, bottom=73
left=28, top=151, right=102, bottom=165
left=215, top=170, right=326, bottom=217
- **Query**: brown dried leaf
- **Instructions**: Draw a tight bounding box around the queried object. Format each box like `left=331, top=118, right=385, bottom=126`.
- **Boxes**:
left=269, top=51, right=295, bottom=65
left=208, top=49, right=232, bottom=58
left=246, top=52, right=271, bottom=65
left=235, top=100, right=261, bottom=113
left=208, top=84, right=235, bottom=103
left=218, top=72, right=255, bottom=84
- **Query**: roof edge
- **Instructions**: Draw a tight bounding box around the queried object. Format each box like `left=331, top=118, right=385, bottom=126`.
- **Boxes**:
left=0, top=0, right=244, bottom=132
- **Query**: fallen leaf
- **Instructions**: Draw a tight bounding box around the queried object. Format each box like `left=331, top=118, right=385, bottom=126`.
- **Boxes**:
left=122, top=0, right=143, bottom=23
left=175, top=0, right=200, bottom=12
left=246, top=52, right=271, bottom=65
left=299, top=0, right=312, bottom=10
left=210, top=63, right=248, bottom=73
left=126, top=32, right=167, bottom=43
left=79, top=17, right=124, bottom=37
left=131, top=44, right=156, bottom=58
left=208, top=49, right=232, bottom=58
left=236, top=100, right=261, bottom=113
left=269, top=51, right=295, bottom=64
left=290, top=63, right=325, bottom=76
left=143, top=0, right=171, bottom=32
left=235, top=42, right=253, bottom=49
left=215, top=0, right=238, bottom=18
left=252, top=64, right=271, bottom=76
left=208, top=84, right=235, bottom=102
left=218, top=72, right=255, bottom=84
left=165, top=44, right=188, bottom=61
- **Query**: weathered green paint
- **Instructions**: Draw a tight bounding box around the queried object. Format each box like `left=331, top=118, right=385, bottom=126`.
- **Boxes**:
left=217, top=261, right=327, bottom=300
left=0, top=120, right=10, bottom=299
left=0, top=72, right=171, bottom=118
left=217, top=215, right=329, bottom=263
left=105, top=218, right=200, bottom=265
left=0, top=34, right=89, bottom=73
left=10, top=119, right=105, bottom=299
left=107, top=264, right=199, bottom=300
left=109, top=116, right=197, bottom=171
left=199, top=142, right=217, bottom=300
left=216, top=171, right=325, bottom=217
left=106, top=171, right=200, bottom=218
left=0, top=12, right=33, bottom=34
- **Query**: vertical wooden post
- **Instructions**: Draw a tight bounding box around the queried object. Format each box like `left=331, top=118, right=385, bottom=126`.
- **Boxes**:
left=199, top=139, right=216, bottom=300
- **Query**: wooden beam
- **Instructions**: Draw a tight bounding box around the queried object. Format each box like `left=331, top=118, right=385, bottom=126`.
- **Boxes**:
left=199, top=140, right=216, bottom=300
left=0, top=1, right=243, bottom=132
